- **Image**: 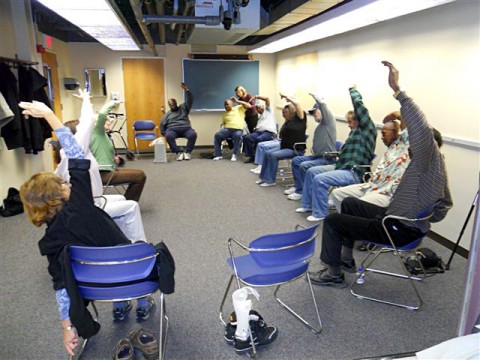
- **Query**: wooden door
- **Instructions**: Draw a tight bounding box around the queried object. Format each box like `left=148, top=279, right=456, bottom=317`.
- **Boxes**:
left=123, top=58, right=165, bottom=151
left=41, top=51, right=62, bottom=120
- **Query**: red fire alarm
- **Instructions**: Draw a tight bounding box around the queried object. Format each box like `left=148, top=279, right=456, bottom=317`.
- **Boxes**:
left=36, top=44, right=46, bottom=53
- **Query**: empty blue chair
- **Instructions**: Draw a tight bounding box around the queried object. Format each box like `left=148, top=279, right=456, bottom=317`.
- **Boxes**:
left=133, top=120, right=157, bottom=157
left=350, top=207, right=437, bottom=311
left=219, top=224, right=322, bottom=349
left=70, top=242, right=168, bottom=359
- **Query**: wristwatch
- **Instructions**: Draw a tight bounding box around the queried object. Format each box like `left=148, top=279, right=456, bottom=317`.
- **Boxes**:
left=64, top=325, right=75, bottom=331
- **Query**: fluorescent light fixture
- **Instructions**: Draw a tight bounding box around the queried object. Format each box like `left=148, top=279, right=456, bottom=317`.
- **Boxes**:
left=37, top=0, right=140, bottom=51
left=249, top=0, right=457, bottom=53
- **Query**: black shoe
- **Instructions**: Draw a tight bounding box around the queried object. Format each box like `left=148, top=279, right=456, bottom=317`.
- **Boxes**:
left=224, top=310, right=262, bottom=344
left=309, top=269, right=346, bottom=288
left=233, top=318, right=278, bottom=353
left=244, top=157, right=254, bottom=163
left=341, top=259, right=357, bottom=273
left=136, top=296, right=155, bottom=321
left=113, top=301, right=132, bottom=321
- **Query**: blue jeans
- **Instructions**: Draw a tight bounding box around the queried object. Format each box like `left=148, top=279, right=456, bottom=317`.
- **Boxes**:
left=214, top=128, right=243, bottom=157
left=254, top=140, right=280, bottom=165
left=260, top=148, right=301, bottom=184
left=164, top=127, right=197, bottom=154
left=302, top=168, right=361, bottom=218
left=291, top=156, right=335, bottom=193
left=243, top=131, right=275, bottom=158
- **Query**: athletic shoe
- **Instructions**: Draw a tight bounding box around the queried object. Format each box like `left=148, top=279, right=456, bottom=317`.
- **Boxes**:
left=244, top=157, right=254, bottom=163
left=213, top=156, right=222, bottom=161
left=309, top=269, right=346, bottom=288
left=176, top=153, right=184, bottom=161
left=307, top=215, right=325, bottom=222
left=113, top=301, right=132, bottom=321
left=231, top=154, right=237, bottom=162
left=287, top=193, right=302, bottom=201
left=295, top=207, right=311, bottom=213
left=255, top=179, right=264, bottom=184
left=233, top=320, right=278, bottom=353
left=184, top=152, right=191, bottom=160
left=224, top=310, right=262, bottom=344
left=341, top=259, right=357, bottom=273
left=260, top=182, right=276, bottom=187
left=136, top=296, right=155, bottom=321
left=252, top=168, right=261, bottom=174
left=284, top=187, right=296, bottom=195
left=250, top=166, right=261, bottom=173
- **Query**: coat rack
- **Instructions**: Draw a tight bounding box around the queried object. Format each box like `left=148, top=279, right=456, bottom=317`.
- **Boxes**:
left=0, top=55, right=38, bottom=68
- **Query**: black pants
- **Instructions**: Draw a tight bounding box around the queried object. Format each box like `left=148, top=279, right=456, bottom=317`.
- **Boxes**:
left=320, top=197, right=426, bottom=268
left=245, top=114, right=259, bottom=134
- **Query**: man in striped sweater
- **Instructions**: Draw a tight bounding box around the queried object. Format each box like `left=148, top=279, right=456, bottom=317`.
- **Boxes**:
left=309, top=61, right=453, bottom=288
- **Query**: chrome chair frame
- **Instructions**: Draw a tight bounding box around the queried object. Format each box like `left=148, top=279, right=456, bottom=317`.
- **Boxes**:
left=219, top=224, right=322, bottom=357
left=350, top=213, right=434, bottom=311
left=69, top=244, right=168, bottom=360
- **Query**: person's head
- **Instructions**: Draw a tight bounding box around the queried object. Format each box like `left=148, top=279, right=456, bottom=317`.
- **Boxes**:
left=381, top=120, right=400, bottom=147
left=383, top=111, right=405, bottom=130
left=20, top=173, right=71, bottom=227
left=308, top=103, right=322, bottom=123
left=256, top=103, right=265, bottom=115
left=168, top=98, right=178, bottom=112
left=235, top=86, right=247, bottom=99
left=282, top=104, right=296, bottom=121
left=224, top=99, right=233, bottom=111
left=346, top=111, right=358, bottom=129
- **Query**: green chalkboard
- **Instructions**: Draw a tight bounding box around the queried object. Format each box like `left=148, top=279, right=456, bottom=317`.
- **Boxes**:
left=182, top=59, right=259, bottom=111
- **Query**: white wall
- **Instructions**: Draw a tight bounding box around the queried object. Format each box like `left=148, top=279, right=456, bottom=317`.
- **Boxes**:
left=275, top=0, right=480, bottom=248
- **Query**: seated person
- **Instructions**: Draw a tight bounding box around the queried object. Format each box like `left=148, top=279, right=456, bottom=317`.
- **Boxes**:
left=308, top=61, right=452, bottom=288
left=331, top=113, right=410, bottom=213
left=54, top=89, right=146, bottom=242
left=90, top=101, right=146, bottom=202
left=18, top=100, right=155, bottom=357
left=249, top=139, right=280, bottom=174
left=243, top=95, right=278, bottom=164
left=160, top=82, right=197, bottom=161
left=296, top=86, right=377, bottom=221
left=213, top=97, right=252, bottom=162
left=285, top=92, right=337, bottom=200
left=235, top=85, right=258, bottom=133
left=256, top=93, right=307, bottom=187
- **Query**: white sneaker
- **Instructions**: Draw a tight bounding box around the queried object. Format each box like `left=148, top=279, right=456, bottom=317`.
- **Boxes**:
left=295, top=207, right=312, bottom=213
left=288, top=193, right=302, bottom=201
left=231, top=154, right=237, bottom=162
left=255, top=179, right=264, bottom=184
left=250, top=166, right=261, bottom=173
left=260, top=182, right=276, bottom=187
left=252, top=167, right=262, bottom=174
left=213, top=156, right=222, bottom=161
left=184, top=152, right=191, bottom=160
left=284, top=187, right=296, bottom=195
left=307, top=215, right=325, bottom=222
left=176, top=153, right=184, bottom=161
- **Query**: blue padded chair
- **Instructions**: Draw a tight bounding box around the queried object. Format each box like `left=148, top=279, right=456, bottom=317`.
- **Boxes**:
left=350, top=208, right=436, bottom=311
left=133, top=120, right=157, bottom=157
left=69, top=242, right=168, bottom=360
left=219, top=224, right=322, bottom=351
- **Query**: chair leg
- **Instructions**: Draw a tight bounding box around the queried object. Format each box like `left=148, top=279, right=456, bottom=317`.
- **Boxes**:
left=72, top=302, right=99, bottom=360
left=350, top=248, right=424, bottom=310
left=273, top=274, right=323, bottom=334
left=219, top=275, right=235, bottom=326
left=159, top=292, right=168, bottom=360
left=134, top=139, right=139, bottom=158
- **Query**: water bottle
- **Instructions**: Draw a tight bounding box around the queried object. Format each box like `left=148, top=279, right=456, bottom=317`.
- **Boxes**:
left=280, top=169, right=285, bottom=177
left=356, top=266, right=365, bottom=284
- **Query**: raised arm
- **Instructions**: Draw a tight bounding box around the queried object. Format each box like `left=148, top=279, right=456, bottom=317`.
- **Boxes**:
left=231, top=97, right=252, bottom=109
left=19, top=100, right=63, bottom=130
left=72, top=89, right=94, bottom=152
left=94, top=101, right=118, bottom=133
left=348, top=86, right=373, bottom=129
left=255, top=95, right=270, bottom=107
left=280, top=93, right=304, bottom=120
left=181, top=82, right=193, bottom=111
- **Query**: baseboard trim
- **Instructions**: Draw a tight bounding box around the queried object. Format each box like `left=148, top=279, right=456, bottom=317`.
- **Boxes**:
left=428, top=230, right=468, bottom=259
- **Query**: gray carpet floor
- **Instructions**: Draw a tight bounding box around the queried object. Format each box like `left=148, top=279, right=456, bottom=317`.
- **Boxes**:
left=0, top=150, right=468, bottom=359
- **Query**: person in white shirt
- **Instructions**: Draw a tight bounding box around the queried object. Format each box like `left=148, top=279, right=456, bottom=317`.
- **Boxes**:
left=243, top=95, right=278, bottom=163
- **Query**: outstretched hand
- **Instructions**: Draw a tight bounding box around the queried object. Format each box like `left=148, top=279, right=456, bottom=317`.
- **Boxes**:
left=230, top=96, right=238, bottom=103
left=382, top=61, right=400, bottom=92
left=180, top=82, right=189, bottom=91
left=19, top=101, right=53, bottom=119
left=72, top=88, right=91, bottom=101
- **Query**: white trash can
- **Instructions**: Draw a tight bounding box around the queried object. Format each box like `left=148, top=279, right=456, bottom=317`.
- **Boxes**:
left=151, top=137, right=167, bottom=163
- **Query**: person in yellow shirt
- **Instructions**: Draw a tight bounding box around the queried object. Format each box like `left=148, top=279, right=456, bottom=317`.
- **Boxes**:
left=213, top=97, right=252, bottom=161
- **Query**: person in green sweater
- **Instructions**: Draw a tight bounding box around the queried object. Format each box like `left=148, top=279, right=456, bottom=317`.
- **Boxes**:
left=90, top=101, right=146, bottom=202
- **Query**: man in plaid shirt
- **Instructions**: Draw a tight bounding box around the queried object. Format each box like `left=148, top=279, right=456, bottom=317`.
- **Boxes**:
left=296, top=86, right=377, bottom=222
